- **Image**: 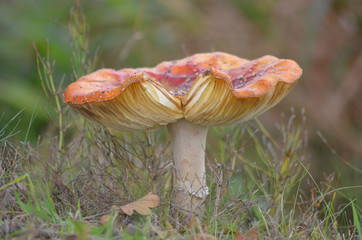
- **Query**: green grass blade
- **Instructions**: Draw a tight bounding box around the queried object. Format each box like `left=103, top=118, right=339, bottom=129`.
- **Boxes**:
left=351, top=200, right=361, bottom=237
left=0, top=174, right=29, bottom=191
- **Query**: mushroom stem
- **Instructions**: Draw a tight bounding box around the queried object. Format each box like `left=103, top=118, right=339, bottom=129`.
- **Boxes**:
left=167, top=118, right=209, bottom=213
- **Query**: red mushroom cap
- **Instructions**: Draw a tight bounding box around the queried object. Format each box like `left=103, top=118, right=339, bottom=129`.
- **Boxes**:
left=64, top=52, right=302, bottom=130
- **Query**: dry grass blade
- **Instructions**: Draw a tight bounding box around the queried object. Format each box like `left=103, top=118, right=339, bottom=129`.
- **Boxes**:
left=120, top=192, right=160, bottom=216
left=190, top=233, right=217, bottom=240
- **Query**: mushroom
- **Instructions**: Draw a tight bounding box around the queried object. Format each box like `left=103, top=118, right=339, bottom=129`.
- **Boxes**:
left=64, top=52, right=302, bottom=213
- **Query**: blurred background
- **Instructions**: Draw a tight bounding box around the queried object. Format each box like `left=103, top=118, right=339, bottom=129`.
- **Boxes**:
left=0, top=0, right=361, bottom=192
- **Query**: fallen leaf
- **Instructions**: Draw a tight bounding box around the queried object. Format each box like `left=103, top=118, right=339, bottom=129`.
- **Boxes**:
left=234, top=232, right=244, bottom=240
left=120, top=193, right=160, bottom=216
left=245, top=230, right=258, bottom=239
left=234, top=230, right=259, bottom=240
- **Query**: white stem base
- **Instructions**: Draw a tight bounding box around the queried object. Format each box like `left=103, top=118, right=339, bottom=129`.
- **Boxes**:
left=167, top=119, right=209, bottom=212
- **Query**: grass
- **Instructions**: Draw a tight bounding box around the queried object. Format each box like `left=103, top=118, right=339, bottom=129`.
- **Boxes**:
left=1, top=107, right=361, bottom=239
left=1, top=3, right=361, bottom=239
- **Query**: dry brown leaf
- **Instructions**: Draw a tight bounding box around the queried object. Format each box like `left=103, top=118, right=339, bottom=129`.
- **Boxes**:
left=234, top=230, right=259, bottom=240
left=120, top=193, right=160, bottom=216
